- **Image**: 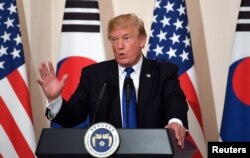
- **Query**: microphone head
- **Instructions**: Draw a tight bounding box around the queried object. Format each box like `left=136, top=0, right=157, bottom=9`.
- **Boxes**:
left=103, top=83, right=107, bottom=87
left=98, top=83, right=107, bottom=100
left=124, top=78, right=134, bottom=89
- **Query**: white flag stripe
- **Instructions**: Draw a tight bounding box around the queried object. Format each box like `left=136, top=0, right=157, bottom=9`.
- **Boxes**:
left=64, top=8, right=99, bottom=13
left=18, top=65, right=29, bottom=89
left=237, top=19, right=250, bottom=24
left=59, top=32, right=106, bottom=62
left=0, top=79, right=36, bottom=152
left=63, top=20, right=100, bottom=25
left=0, top=126, right=19, bottom=158
left=187, top=66, right=200, bottom=101
left=188, top=108, right=207, bottom=157
left=240, top=7, right=250, bottom=11
left=231, top=32, right=250, bottom=63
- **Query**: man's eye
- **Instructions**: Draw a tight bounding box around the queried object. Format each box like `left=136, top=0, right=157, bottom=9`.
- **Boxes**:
left=124, top=36, right=130, bottom=40
left=111, top=38, right=117, bottom=42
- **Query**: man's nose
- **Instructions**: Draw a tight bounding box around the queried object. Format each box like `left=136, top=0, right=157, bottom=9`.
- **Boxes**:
left=117, top=39, right=124, bottom=49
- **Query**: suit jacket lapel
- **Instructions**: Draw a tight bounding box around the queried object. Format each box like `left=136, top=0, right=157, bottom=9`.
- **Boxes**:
left=137, top=58, right=156, bottom=127
left=105, top=60, right=122, bottom=127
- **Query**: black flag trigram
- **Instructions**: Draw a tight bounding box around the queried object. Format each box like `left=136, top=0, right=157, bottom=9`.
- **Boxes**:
left=236, top=0, right=250, bottom=31
left=62, top=0, right=100, bottom=32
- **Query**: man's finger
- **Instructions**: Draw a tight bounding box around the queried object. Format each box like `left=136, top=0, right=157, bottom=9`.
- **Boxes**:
left=48, top=61, right=56, bottom=76
left=36, top=78, right=43, bottom=86
left=41, top=62, right=49, bottom=77
left=181, top=127, right=185, bottom=148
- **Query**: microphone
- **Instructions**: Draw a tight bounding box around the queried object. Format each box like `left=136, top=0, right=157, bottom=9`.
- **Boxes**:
left=124, top=77, right=134, bottom=101
left=91, top=83, right=107, bottom=125
left=124, top=78, right=133, bottom=128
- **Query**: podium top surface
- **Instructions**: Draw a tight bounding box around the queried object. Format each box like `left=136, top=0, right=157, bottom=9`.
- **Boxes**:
left=36, top=128, right=196, bottom=158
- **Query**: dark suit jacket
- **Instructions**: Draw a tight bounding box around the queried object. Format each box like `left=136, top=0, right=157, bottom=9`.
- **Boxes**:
left=53, top=56, right=189, bottom=128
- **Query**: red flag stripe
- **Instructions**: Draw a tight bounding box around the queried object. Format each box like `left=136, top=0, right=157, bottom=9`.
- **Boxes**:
left=0, top=97, right=34, bottom=158
left=7, top=69, right=33, bottom=122
left=179, top=72, right=204, bottom=131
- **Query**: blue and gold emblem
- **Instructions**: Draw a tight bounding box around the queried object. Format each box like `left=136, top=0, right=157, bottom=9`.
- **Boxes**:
left=84, top=122, right=120, bottom=157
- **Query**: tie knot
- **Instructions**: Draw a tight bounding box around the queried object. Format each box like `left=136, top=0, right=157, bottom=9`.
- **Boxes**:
left=125, top=67, right=134, bottom=78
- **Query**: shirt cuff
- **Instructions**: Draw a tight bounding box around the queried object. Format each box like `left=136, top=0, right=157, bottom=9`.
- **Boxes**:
left=168, top=118, right=183, bottom=126
left=45, top=96, right=63, bottom=120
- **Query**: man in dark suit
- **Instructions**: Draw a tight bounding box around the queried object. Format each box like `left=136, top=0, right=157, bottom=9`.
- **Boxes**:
left=37, top=13, right=189, bottom=148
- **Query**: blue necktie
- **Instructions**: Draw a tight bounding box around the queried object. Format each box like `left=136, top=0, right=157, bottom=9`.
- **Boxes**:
left=122, top=67, right=137, bottom=128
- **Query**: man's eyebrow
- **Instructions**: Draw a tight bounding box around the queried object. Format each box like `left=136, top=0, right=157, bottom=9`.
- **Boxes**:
left=110, top=33, right=131, bottom=38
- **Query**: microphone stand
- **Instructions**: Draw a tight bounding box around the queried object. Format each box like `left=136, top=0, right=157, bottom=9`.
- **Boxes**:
left=91, top=83, right=107, bottom=125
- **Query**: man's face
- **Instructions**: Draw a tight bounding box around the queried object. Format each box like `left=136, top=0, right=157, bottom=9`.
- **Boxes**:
left=109, top=25, right=146, bottom=67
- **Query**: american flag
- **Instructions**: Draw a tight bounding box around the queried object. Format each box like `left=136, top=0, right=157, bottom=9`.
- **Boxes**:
left=51, top=0, right=106, bottom=128
left=0, top=0, right=36, bottom=157
left=147, top=0, right=206, bottom=157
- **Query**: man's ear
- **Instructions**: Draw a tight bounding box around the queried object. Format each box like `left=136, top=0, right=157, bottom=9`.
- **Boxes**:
left=139, top=36, right=146, bottom=48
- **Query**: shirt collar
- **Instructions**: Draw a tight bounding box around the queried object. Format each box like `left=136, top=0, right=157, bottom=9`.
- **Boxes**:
left=118, top=54, right=143, bottom=76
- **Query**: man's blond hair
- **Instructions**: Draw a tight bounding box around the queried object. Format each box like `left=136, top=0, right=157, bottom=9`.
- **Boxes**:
left=107, top=13, right=147, bottom=39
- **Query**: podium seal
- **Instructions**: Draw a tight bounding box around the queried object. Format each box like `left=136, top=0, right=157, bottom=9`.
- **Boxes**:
left=84, top=122, right=120, bottom=158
